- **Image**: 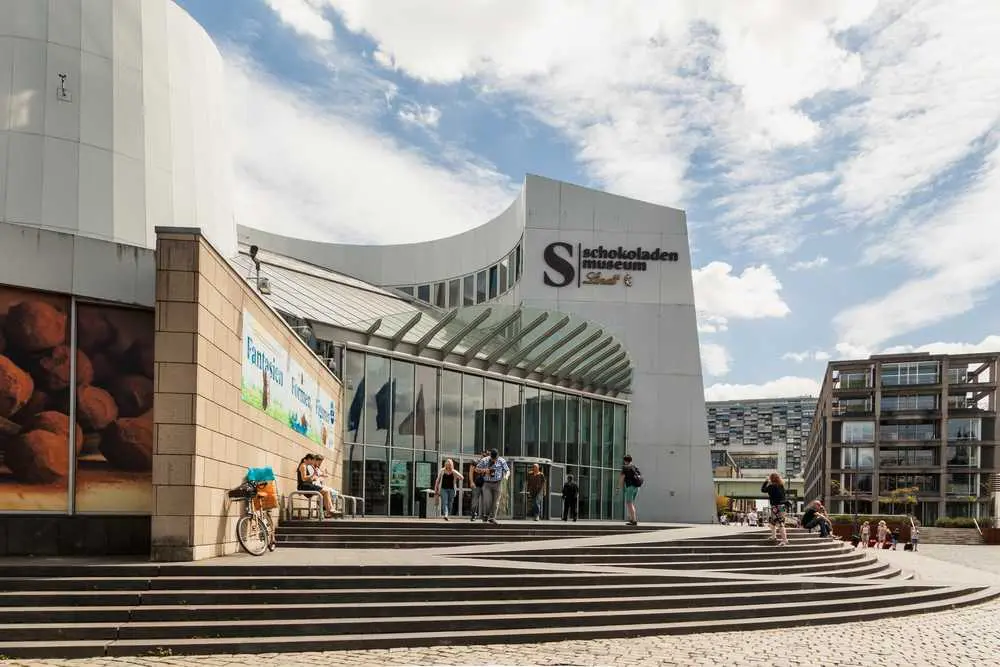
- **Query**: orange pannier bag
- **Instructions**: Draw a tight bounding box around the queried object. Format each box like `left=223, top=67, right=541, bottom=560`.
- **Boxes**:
left=253, top=481, right=278, bottom=511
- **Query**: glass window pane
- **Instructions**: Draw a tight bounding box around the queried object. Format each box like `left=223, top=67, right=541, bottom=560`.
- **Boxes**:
left=524, top=386, right=540, bottom=458
left=417, top=285, right=430, bottom=303
left=602, top=402, right=614, bottom=467
left=391, top=360, right=415, bottom=447
left=580, top=399, right=592, bottom=466
left=503, top=382, right=523, bottom=457
left=389, top=448, right=414, bottom=516
left=463, top=275, right=475, bottom=306
left=578, top=467, right=591, bottom=519
left=448, top=280, right=461, bottom=307
left=433, top=283, right=446, bottom=308
left=440, top=370, right=461, bottom=453
left=364, top=445, right=389, bottom=516
left=365, top=354, right=391, bottom=444
left=508, top=251, right=517, bottom=286
left=484, top=379, right=502, bottom=453
left=499, top=258, right=509, bottom=294
left=613, top=404, right=626, bottom=463
left=488, top=266, right=499, bottom=299
left=476, top=271, right=488, bottom=304
left=566, top=397, right=580, bottom=465
left=515, top=244, right=522, bottom=280
left=553, top=394, right=567, bottom=463
left=462, top=375, right=484, bottom=455
left=398, top=286, right=414, bottom=297
left=591, top=402, right=602, bottom=465
left=345, top=350, right=366, bottom=442
left=411, top=365, right=437, bottom=449
left=540, top=390, right=553, bottom=460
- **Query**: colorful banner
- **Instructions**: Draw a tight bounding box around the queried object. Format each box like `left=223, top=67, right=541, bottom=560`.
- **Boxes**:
left=241, top=310, right=290, bottom=425
left=241, top=310, right=338, bottom=448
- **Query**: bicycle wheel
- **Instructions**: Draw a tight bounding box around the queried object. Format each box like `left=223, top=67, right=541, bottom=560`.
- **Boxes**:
left=236, top=514, right=268, bottom=556
left=263, top=512, right=277, bottom=551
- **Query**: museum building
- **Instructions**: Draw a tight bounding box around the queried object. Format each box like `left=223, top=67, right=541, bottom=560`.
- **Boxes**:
left=0, top=1, right=712, bottom=558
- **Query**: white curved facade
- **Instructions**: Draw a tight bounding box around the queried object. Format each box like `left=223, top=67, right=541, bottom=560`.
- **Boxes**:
left=0, top=0, right=235, bottom=257
left=241, top=174, right=714, bottom=523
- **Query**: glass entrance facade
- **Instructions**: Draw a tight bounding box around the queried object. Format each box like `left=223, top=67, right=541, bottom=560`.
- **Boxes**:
left=343, top=350, right=628, bottom=520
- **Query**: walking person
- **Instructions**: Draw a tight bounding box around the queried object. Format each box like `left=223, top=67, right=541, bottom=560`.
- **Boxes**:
left=859, top=521, right=871, bottom=549
left=474, top=448, right=510, bottom=524
left=876, top=520, right=890, bottom=549
left=433, top=459, right=463, bottom=521
left=761, top=473, right=789, bottom=546
left=618, top=454, right=643, bottom=526
left=467, top=451, right=487, bottom=521
left=910, top=519, right=920, bottom=552
left=527, top=463, right=547, bottom=521
left=561, top=474, right=579, bottom=521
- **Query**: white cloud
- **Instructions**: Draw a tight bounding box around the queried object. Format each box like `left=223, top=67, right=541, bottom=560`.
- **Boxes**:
left=700, top=343, right=732, bottom=378
left=834, top=138, right=1000, bottom=351
left=881, top=335, right=1000, bottom=356
left=789, top=256, right=829, bottom=272
left=398, top=102, right=442, bottom=129
left=782, top=350, right=832, bottom=363
left=705, top=376, right=822, bottom=402
left=226, top=59, right=516, bottom=244
left=264, top=0, right=334, bottom=41
left=692, top=262, right=790, bottom=332
left=835, top=0, right=1000, bottom=221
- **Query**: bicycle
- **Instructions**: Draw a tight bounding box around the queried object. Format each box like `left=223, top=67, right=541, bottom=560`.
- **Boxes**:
left=231, top=481, right=278, bottom=556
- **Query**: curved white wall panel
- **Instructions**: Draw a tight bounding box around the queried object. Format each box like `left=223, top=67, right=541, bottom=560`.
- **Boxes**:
left=0, top=0, right=235, bottom=257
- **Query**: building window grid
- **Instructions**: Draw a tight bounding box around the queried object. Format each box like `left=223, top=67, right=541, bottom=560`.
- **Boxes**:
left=393, top=241, right=523, bottom=308
left=343, top=349, right=627, bottom=519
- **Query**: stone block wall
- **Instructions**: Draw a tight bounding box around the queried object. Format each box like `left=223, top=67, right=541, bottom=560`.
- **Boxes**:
left=151, top=228, right=343, bottom=561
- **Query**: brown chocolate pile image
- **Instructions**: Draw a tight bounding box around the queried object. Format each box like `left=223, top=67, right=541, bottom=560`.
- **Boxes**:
left=0, top=296, right=154, bottom=487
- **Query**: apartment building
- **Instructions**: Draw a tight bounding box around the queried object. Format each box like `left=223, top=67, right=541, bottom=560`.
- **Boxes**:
left=708, top=397, right=817, bottom=478
left=804, top=352, right=999, bottom=525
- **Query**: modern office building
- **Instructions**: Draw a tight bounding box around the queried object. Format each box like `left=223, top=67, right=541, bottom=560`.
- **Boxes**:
left=804, top=352, right=1000, bottom=525
left=241, top=171, right=715, bottom=524
left=707, top=397, right=816, bottom=478
left=0, top=0, right=714, bottom=558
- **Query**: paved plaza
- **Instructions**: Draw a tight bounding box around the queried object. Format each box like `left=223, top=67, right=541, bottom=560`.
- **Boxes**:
left=7, top=543, right=1000, bottom=667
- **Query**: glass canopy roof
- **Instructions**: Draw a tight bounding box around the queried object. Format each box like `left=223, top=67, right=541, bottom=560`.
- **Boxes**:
left=229, top=246, right=633, bottom=393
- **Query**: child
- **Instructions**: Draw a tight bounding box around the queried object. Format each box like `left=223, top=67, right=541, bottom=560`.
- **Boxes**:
left=911, top=524, right=920, bottom=552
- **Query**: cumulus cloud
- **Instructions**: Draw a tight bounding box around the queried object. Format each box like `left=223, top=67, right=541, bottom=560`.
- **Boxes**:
left=782, top=350, right=831, bottom=363
left=692, top=262, right=790, bottom=332
left=700, top=343, right=732, bottom=378
left=263, top=0, right=334, bottom=40
left=789, top=256, right=829, bottom=272
left=226, top=58, right=516, bottom=244
left=704, top=376, right=822, bottom=402
left=881, top=335, right=1000, bottom=356
left=398, top=102, right=442, bottom=129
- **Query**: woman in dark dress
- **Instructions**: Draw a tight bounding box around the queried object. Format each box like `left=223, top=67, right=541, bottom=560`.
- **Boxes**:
left=761, top=472, right=789, bottom=546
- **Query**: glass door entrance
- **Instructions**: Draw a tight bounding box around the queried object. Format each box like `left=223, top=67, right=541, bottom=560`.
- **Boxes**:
left=508, top=457, right=553, bottom=520
left=549, top=463, right=566, bottom=520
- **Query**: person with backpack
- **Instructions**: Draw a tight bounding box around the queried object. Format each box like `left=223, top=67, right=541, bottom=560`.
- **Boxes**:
left=467, top=450, right=488, bottom=521
left=618, top=454, right=643, bottom=526
left=761, top=473, right=789, bottom=546
left=561, top=474, right=579, bottom=522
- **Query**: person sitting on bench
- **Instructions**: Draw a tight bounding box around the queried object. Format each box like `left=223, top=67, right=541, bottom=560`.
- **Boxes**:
left=802, top=499, right=832, bottom=538
left=297, top=454, right=335, bottom=518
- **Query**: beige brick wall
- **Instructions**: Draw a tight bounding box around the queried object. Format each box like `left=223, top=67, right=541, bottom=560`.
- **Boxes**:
left=151, top=229, right=343, bottom=561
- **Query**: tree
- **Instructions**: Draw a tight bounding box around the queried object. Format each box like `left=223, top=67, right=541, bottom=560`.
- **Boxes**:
left=830, top=478, right=842, bottom=496
left=878, top=486, right=919, bottom=515
left=715, top=495, right=730, bottom=516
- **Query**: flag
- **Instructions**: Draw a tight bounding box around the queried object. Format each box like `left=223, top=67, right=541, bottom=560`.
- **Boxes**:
left=347, top=378, right=365, bottom=435
left=399, top=385, right=426, bottom=436
left=375, top=380, right=395, bottom=431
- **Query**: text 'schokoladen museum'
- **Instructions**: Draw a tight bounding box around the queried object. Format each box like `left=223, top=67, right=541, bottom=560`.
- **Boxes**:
left=0, top=0, right=712, bottom=559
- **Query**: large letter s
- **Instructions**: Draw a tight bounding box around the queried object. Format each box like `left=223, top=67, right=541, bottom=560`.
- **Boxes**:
left=543, top=242, right=575, bottom=287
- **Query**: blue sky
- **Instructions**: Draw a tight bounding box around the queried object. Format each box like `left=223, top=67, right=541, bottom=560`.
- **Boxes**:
left=177, top=0, right=1000, bottom=400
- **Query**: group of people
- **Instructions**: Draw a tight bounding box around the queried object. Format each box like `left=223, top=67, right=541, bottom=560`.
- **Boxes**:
left=295, top=453, right=338, bottom=518
left=430, top=451, right=644, bottom=525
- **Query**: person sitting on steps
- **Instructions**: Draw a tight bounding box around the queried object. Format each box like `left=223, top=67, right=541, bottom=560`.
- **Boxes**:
left=802, top=499, right=833, bottom=538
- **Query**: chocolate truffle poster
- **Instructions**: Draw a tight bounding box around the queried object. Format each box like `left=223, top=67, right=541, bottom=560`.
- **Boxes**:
left=73, top=302, right=154, bottom=513
left=0, top=287, right=73, bottom=510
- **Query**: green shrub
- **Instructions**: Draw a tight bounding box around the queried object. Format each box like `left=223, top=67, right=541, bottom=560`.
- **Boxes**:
left=933, top=517, right=980, bottom=528
left=827, top=514, right=913, bottom=527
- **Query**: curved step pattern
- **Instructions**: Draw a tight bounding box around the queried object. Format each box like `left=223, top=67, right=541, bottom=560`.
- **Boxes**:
left=0, top=526, right=993, bottom=658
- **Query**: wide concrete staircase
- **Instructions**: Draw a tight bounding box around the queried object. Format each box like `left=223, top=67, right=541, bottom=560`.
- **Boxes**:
left=274, top=519, right=657, bottom=549
left=475, top=530, right=909, bottom=579
left=0, top=526, right=995, bottom=659
left=918, top=527, right=985, bottom=545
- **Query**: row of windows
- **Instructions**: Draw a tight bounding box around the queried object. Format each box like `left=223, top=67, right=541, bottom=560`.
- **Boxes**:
left=837, top=445, right=981, bottom=469
left=837, top=363, right=982, bottom=390
left=840, top=419, right=982, bottom=444
left=836, top=394, right=984, bottom=413
left=834, top=473, right=982, bottom=496
left=343, top=350, right=627, bottom=466
left=393, top=243, right=523, bottom=308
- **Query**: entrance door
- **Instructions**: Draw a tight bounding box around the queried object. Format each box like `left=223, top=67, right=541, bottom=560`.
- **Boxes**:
left=511, top=461, right=531, bottom=520
left=549, top=464, right=566, bottom=521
